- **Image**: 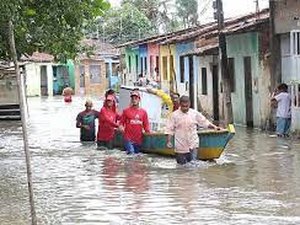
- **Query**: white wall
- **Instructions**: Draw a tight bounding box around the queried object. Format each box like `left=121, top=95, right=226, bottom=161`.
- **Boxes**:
left=25, top=63, right=54, bottom=97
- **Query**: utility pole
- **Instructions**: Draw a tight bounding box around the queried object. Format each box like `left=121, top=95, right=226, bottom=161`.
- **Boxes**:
left=269, top=0, right=281, bottom=90
left=213, top=0, right=233, bottom=124
left=8, top=20, right=37, bottom=225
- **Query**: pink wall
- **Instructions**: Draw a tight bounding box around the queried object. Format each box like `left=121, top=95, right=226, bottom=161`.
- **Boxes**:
left=147, top=43, right=160, bottom=79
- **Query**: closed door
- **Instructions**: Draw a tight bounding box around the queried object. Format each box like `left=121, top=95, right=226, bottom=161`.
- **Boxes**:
left=212, top=65, right=219, bottom=121
left=188, top=56, right=194, bottom=108
left=40, top=66, right=48, bottom=96
left=244, top=56, right=253, bottom=127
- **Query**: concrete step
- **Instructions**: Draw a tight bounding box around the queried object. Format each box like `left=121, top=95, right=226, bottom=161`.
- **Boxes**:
left=0, top=104, right=21, bottom=120
left=0, top=115, right=21, bottom=120
left=0, top=108, right=21, bottom=116
left=0, top=103, right=20, bottom=109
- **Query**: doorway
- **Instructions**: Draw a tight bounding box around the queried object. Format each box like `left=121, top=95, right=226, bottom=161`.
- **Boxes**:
left=244, top=56, right=253, bottom=127
left=212, top=65, right=219, bottom=121
left=188, top=56, right=195, bottom=108
left=40, top=66, right=48, bottom=96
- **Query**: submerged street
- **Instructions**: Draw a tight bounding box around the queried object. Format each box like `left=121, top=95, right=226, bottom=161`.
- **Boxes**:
left=1, top=96, right=300, bottom=225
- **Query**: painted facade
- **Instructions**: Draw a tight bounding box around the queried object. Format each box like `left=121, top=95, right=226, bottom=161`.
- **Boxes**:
left=119, top=9, right=273, bottom=129
left=124, top=47, right=139, bottom=86
left=159, top=44, right=176, bottom=92
left=25, top=62, right=54, bottom=97
left=197, top=55, right=218, bottom=119
left=275, top=1, right=300, bottom=132
left=74, top=58, right=107, bottom=97
left=147, top=43, right=160, bottom=81
left=138, top=44, right=148, bottom=77
left=175, top=42, right=194, bottom=95
left=226, top=32, right=271, bottom=128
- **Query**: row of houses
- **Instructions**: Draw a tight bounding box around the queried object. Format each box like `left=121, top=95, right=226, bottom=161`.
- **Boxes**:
left=10, top=40, right=120, bottom=99
left=118, top=4, right=300, bottom=132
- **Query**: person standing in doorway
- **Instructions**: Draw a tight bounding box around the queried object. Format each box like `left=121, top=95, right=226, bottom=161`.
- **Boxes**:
left=271, top=83, right=291, bottom=137
left=97, top=95, right=120, bottom=149
left=165, top=96, right=221, bottom=165
left=76, top=100, right=99, bottom=142
left=119, top=91, right=150, bottom=154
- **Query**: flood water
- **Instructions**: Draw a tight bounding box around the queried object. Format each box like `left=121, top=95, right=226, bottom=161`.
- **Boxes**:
left=1, top=96, right=300, bottom=225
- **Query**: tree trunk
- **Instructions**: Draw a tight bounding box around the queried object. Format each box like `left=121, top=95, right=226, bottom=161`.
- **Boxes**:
left=8, top=20, right=37, bottom=225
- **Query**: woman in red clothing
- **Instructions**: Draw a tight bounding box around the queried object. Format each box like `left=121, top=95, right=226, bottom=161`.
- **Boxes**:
left=97, top=95, right=119, bottom=149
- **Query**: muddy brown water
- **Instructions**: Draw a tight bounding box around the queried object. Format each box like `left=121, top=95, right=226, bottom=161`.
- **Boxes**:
left=1, top=96, right=300, bottom=225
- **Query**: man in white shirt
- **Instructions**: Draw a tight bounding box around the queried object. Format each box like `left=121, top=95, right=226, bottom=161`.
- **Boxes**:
left=271, top=83, right=291, bottom=137
left=165, top=95, right=221, bottom=164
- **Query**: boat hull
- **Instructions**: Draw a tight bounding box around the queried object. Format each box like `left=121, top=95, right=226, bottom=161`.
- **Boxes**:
left=112, top=124, right=235, bottom=160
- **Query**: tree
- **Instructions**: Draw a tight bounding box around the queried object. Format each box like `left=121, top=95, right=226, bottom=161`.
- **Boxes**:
left=96, top=3, right=154, bottom=44
left=175, top=0, right=199, bottom=28
left=1, top=1, right=110, bottom=224
left=0, top=0, right=110, bottom=61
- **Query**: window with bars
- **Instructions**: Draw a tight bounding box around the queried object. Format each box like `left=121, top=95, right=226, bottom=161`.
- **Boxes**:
left=291, top=84, right=300, bottom=108
left=179, top=56, right=185, bottom=83
left=291, top=31, right=300, bottom=55
left=201, top=67, right=207, bottom=95
left=89, top=65, right=101, bottom=83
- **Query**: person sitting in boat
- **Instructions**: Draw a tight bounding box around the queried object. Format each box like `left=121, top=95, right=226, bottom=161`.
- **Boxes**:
left=62, top=84, right=73, bottom=103
left=165, top=95, right=221, bottom=165
left=97, top=95, right=120, bottom=149
left=119, top=90, right=150, bottom=155
left=136, top=74, right=147, bottom=87
left=76, top=100, right=99, bottom=142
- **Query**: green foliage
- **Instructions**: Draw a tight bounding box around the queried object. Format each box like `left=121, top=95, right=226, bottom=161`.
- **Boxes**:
left=175, top=0, right=198, bottom=28
left=96, top=3, right=154, bottom=44
left=0, top=0, right=110, bottom=61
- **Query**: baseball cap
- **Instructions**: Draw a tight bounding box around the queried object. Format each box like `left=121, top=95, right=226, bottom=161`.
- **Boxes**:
left=130, top=91, right=140, bottom=98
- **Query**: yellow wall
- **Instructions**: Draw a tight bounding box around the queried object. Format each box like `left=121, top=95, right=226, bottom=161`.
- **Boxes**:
left=159, top=44, right=176, bottom=90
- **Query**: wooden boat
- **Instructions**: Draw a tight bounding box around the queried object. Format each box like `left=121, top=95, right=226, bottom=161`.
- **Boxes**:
left=115, top=85, right=235, bottom=160
left=112, top=124, right=235, bottom=160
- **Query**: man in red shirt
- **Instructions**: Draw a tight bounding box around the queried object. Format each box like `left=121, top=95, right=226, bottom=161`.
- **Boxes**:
left=120, top=91, right=150, bottom=154
left=97, top=95, right=119, bottom=149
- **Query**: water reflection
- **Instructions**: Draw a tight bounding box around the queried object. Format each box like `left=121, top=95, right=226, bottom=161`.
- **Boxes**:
left=124, top=158, right=149, bottom=193
left=1, top=96, right=300, bottom=225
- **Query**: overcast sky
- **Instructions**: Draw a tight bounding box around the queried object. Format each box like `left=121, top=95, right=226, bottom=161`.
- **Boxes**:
left=108, top=0, right=269, bottom=23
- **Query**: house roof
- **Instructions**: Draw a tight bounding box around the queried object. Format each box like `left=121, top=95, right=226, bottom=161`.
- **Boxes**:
left=118, top=8, right=269, bottom=51
left=81, top=39, right=119, bottom=56
left=20, top=52, right=54, bottom=62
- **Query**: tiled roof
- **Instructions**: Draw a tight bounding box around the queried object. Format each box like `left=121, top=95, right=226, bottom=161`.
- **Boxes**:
left=20, top=52, right=54, bottom=62
left=118, top=8, right=269, bottom=49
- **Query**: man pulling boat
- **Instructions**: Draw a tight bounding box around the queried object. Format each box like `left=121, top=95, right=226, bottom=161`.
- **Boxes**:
left=165, top=95, right=222, bottom=165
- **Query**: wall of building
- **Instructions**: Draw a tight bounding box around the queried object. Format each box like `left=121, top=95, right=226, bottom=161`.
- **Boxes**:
left=75, top=59, right=107, bottom=97
left=227, top=32, right=270, bottom=128
left=175, top=42, right=194, bottom=95
left=139, top=44, right=148, bottom=76
left=0, top=76, right=19, bottom=104
left=147, top=43, right=159, bottom=80
left=25, top=63, right=53, bottom=97
left=125, top=47, right=139, bottom=85
left=274, top=0, right=300, bottom=34
left=198, top=55, right=215, bottom=117
left=159, top=44, right=176, bottom=92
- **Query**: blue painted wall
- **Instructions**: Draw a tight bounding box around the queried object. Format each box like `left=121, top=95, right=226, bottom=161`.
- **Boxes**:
left=175, top=42, right=194, bottom=86
left=139, top=44, right=148, bottom=75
